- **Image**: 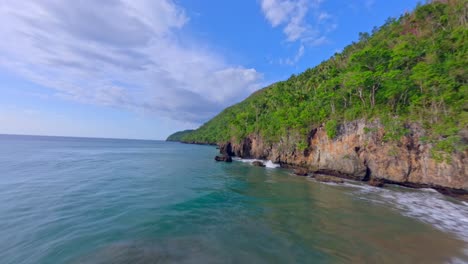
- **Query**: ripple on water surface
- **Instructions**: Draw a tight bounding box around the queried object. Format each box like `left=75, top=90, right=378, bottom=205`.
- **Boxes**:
left=0, top=135, right=467, bottom=263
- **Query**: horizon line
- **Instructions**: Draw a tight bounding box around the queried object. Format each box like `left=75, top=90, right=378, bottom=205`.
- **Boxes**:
left=0, top=133, right=165, bottom=142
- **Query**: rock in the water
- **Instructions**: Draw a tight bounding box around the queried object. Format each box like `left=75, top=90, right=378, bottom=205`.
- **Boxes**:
left=252, top=161, right=265, bottom=167
left=215, top=155, right=232, bottom=162
left=293, top=168, right=308, bottom=176
left=313, top=174, right=344, bottom=184
left=369, top=178, right=385, bottom=187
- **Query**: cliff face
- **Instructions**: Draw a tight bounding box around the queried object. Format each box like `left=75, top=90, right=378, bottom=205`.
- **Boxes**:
left=220, top=120, right=467, bottom=190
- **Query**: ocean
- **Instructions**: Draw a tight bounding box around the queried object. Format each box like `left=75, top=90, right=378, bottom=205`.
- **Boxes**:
left=0, top=134, right=467, bottom=263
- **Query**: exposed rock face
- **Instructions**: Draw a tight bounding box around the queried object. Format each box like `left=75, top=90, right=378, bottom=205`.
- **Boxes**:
left=215, top=155, right=232, bottom=162
left=369, top=178, right=385, bottom=188
left=313, top=174, right=344, bottom=184
left=293, top=168, right=309, bottom=176
left=252, top=161, right=265, bottom=167
left=219, top=120, right=467, bottom=191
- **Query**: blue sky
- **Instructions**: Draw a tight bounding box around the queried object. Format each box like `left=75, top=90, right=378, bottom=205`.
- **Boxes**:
left=0, top=0, right=419, bottom=140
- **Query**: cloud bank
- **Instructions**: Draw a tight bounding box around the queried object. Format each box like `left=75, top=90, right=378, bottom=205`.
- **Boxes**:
left=0, top=0, right=262, bottom=123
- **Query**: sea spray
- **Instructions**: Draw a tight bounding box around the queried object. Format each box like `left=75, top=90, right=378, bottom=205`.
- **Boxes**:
left=340, top=182, right=468, bottom=245
left=233, top=158, right=280, bottom=168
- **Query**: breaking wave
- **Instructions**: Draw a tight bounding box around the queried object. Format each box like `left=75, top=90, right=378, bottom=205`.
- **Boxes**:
left=344, top=183, right=468, bottom=244
left=233, top=158, right=280, bottom=168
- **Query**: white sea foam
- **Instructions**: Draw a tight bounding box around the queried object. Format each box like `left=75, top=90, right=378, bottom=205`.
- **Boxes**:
left=306, top=177, right=345, bottom=186
left=342, top=183, right=468, bottom=244
left=237, top=157, right=468, bottom=247
left=264, top=160, right=280, bottom=168
left=233, top=158, right=280, bottom=168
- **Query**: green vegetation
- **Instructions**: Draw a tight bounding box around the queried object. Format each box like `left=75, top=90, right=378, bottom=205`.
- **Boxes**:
left=168, top=1, right=467, bottom=156
left=325, top=119, right=338, bottom=139
left=166, top=130, right=195, bottom=141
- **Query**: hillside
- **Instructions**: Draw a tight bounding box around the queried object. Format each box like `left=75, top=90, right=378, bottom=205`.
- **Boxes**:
left=167, top=1, right=467, bottom=191
left=166, top=129, right=195, bottom=142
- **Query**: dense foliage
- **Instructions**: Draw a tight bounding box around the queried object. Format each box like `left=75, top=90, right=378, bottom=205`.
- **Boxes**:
left=166, top=130, right=195, bottom=141
left=168, top=0, right=467, bottom=157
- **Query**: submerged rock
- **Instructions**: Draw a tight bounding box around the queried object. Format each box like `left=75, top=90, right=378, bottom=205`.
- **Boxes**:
left=369, top=178, right=385, bottom=187
left=313, top=174, right=344, bottom=184
left=215, top=156, right=232, bottom=162
left=252, top=161, right=265, bottom=167
left=293, top=168, right=308, bottom=176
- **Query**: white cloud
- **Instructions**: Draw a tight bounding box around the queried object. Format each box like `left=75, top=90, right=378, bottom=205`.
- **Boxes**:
left=260, top=0, right=336, bottom=64
left=260, top=0, right=296, bottom=27
left=280, top=44, right=305, bottom=65
left=260, top=0, right=310, bottom=42
left=317, top=12, right=331, bottom=22
left=282, top=1, right=309, bottom=42
left=0, top=0, right=263, bottom=123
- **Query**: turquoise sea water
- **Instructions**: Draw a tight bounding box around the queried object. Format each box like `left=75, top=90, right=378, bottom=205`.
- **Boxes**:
left=1, top=134, right=467, bottom=263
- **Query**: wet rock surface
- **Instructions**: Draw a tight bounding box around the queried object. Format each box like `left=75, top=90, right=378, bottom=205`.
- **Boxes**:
left=293, top=168, right=308, bottom=176
left=252, top=161, right=265, bottom=167
left=313, top=174, right=344, bottom=184
left=369, top=178, right=385, bottom=187
left=214, top=155, right=232, bottom=162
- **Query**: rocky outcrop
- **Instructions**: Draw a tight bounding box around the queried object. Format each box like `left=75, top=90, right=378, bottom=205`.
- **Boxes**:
left=369, top=178, right=385, bottom=187
left=218, top=119, right=467, bottom=193
left=313, top=174, right=344, bottom=184
left=293, top=168, right=309, bottom=176
left=215, top=155, right=232, bottom=162
left=252, top=161, right=265, bottom=167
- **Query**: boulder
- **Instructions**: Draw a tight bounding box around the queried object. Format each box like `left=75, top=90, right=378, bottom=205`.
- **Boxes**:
left=252, top=161, right=265, bottom=167
left=215, top=155, right=232, bottom=162
left=293, top=168, right=308, bottom=176
left=313, top=174, right=344, bottom=184
left=369, top=178, right=385, bottom=187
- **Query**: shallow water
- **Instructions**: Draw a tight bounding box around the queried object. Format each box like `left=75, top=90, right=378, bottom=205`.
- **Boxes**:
left=0, top=135, right=467, bottom=263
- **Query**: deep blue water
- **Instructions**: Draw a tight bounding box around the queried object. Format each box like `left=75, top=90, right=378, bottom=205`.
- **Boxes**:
left=1, top=134, right=467, bottom=263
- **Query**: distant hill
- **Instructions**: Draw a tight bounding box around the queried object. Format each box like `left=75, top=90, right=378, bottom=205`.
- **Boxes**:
left=166, top=130, right=194, bottom=142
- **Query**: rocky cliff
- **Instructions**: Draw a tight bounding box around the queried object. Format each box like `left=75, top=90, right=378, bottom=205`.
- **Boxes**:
left=219, top=120, right=467, bottom=193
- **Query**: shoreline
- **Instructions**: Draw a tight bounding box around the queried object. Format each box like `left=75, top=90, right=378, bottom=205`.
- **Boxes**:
left=248, top=157, right=468, bottom=201
left=169, top=139, right=468, bottom=201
